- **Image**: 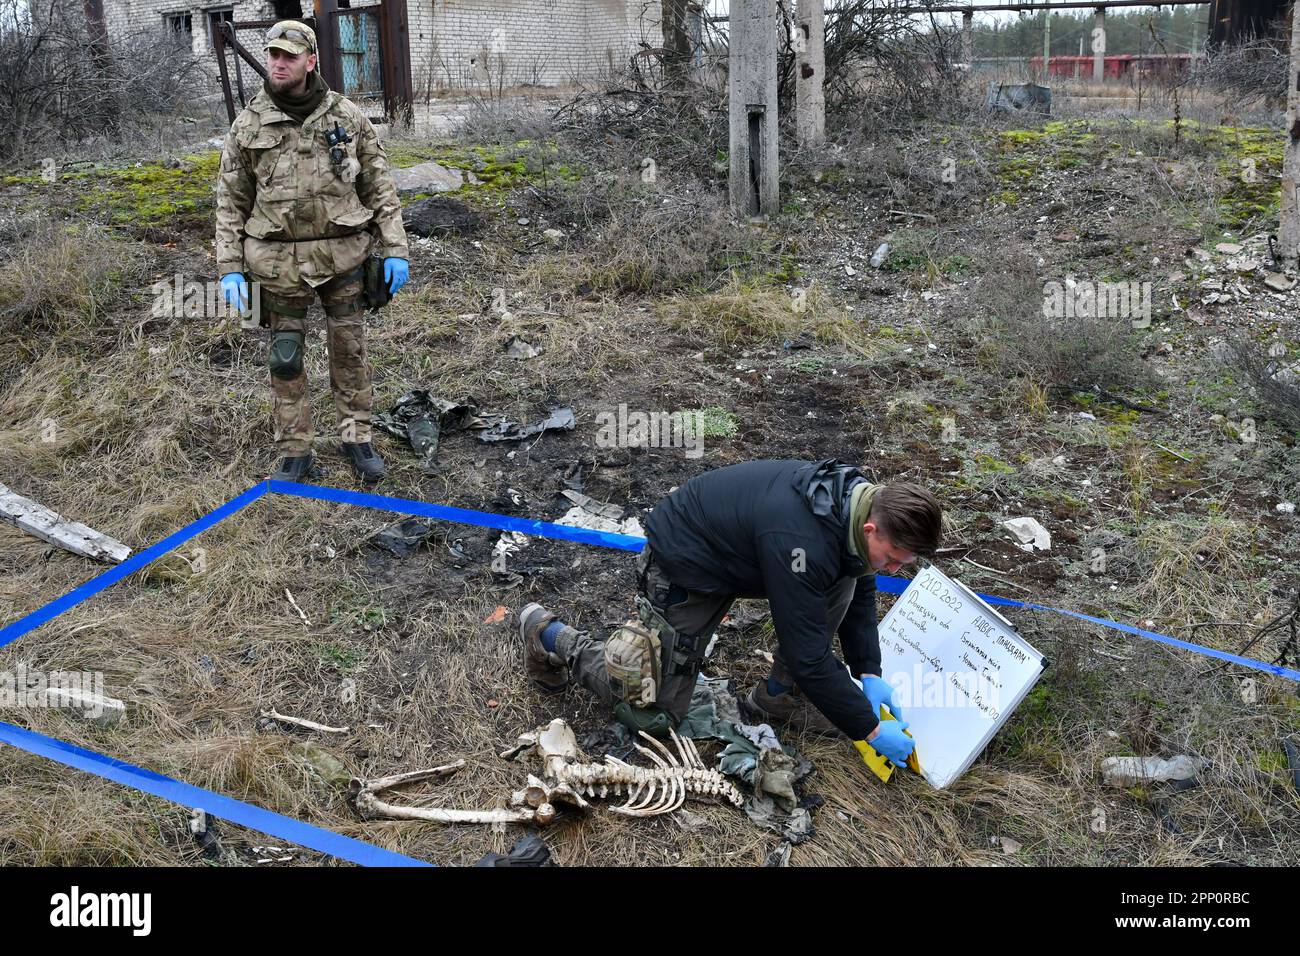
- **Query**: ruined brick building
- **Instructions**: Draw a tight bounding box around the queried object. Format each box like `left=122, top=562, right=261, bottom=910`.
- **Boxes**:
left=94, top=0, right=666, bottom=93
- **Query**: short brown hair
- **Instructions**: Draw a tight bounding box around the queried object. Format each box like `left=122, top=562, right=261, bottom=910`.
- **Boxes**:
left=869, top=483, right=943, bottom=557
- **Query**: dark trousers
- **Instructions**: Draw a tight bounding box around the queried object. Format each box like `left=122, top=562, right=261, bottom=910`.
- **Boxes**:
left=554, top=544, right=857, bottom=725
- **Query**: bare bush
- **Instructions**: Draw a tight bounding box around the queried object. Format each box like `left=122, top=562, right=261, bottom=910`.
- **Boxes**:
left=567, top=182, right=759, bottom=295
left=1224, top=336, right=1300, bottom=433
left=962, top=248, right=1150, bottom=393
left=1191, top=36, right=1289, bottom=112
left=809, top=0, right=972, bottom=131
left=551, top=80, right=729, bottom=192
left=0, top=0, right=213, bottom=164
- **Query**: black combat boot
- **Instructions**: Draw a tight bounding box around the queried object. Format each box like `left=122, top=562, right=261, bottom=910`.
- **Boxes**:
left=518, top=603, right=569, bottom=694
left=744, top=681, right=845, bottom=739
left=342, top=441, right=387, bottom=483
left=270, top=452, right=315, bottom=483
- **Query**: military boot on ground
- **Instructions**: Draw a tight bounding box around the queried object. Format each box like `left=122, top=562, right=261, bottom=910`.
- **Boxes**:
left=271, top=452, right=315, bottom=483
left=518, top=603, right=568, bottom=694
left=744, top=681, right=844, bottom=739
left=343, top=441, right=386, bottom=483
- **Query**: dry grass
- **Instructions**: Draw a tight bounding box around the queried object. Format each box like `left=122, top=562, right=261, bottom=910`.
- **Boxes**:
left=0, top=220, right=151, bottom=345
left=2, top=89, right=1298, bottom=868
left=962, top=247, right=1150, bottom=394
left=660, top=275, right=878, bottom=357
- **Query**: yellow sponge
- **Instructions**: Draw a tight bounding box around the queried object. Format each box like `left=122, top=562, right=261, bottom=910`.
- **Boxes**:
left=853, top=704, right=921, bottom=783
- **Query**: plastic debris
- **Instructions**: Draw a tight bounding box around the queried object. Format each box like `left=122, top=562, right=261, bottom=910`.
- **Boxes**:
left=555, top=490, right=644, bottom=537
left=478, top=406, right=576, bottom=443
left=368, top=516, right=438, bottom=557
left=473, top=833, right=554, bottom=867
left=373, top=391, right=487, bottom=466
left=1100, top=755, right=1207, bottom=788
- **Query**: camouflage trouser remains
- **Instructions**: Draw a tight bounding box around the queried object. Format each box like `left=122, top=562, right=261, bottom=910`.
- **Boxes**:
left=260, top=270, right=370, bottom=455
left=553, top=545, right=857, bottom=727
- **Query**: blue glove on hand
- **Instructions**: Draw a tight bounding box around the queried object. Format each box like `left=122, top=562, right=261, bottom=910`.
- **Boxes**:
left=220, top=272, right=248, bottom=312
left=870, top=720, right=915, bottom=769
left=384, top=257, right=409, bottom=296
left=860, top=675, right=904, bottom=723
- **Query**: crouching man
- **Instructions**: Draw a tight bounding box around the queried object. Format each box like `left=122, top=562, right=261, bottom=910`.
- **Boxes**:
left=518, top=458, right=943, bottom=770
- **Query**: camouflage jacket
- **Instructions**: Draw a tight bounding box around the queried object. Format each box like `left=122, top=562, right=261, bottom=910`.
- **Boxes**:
left=214, top=84, right=408, bottom=289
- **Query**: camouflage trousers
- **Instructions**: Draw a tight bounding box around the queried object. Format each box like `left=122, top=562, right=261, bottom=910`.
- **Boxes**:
left=553, top=544, right=857, bottom=726
left=257, top=268, right=370, bottom=455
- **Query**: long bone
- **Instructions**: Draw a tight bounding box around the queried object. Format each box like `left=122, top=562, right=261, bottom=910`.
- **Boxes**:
left=353, top=718, right=746, bottom=828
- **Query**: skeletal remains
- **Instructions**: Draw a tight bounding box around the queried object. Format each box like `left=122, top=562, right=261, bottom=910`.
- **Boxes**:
left=351, top=718, right=745, bottom=825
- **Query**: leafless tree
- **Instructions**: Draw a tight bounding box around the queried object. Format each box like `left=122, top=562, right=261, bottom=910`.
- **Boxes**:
left=1192, top=30, right=1289, bottom=111
left=774, top=0, right=968, bottom=128
left=0, top=0, right=211, bottom=164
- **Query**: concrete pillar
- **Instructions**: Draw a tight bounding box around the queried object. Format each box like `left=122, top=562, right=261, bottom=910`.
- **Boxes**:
left=1041, top=11, right=1051, bottom=82
left=795, top=0, right=825, bottom=146
left=687, top=2, right=705, bottom=68
left=1279, top=0, right=1300, bottom=266
left=729, top=0, right=779, bottom=218
left=1092, top=7, right=1106, bottom=82
left=961, top=10, right=973, bottom=66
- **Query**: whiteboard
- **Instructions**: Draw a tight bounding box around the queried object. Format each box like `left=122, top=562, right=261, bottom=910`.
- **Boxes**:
left=875, top=564, right=1044, bottom=789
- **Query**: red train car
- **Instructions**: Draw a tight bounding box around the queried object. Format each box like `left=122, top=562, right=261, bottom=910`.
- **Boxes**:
left=1028, top=53, right=1201, bottom=80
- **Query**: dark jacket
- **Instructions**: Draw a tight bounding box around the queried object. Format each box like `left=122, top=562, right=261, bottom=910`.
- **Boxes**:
left=644, top=459, right=882, bottom=740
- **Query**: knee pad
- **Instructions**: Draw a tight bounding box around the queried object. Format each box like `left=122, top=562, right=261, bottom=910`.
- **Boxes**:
left=605, top=619, right=663, bottom=709
left=268, top=330, right=305, bottom=380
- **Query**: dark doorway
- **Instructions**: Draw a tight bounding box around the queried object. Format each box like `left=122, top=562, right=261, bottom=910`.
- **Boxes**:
left=271, top=0, right=305, bottom=19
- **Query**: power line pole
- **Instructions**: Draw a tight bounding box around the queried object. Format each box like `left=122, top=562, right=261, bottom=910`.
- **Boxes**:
left=1280, top=0, right=1300, bottom=267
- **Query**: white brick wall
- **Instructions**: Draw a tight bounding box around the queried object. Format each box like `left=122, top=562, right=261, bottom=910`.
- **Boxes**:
left=413, top=0, right=664, bottom=91
left=100, top=0, right=282, bottom=59
left=96, top=0, right=665, bottom=93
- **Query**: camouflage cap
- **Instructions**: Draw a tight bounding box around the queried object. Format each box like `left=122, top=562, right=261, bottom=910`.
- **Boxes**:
left=264, top=20, right=317, bottom=55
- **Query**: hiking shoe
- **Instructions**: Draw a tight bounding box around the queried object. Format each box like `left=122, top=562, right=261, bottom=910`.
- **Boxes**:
left=745, top=682, right=844, bottom=738
left=519, top=602, right=568, bottom=694
left=271, top=452, right=315, bottom=482
left=342, top=441, right=386, bottom=483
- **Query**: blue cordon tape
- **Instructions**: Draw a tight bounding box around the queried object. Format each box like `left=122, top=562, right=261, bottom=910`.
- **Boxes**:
left=873, top=576, right=1300, bottom=682
left=1, top=478, right=1295, bottom=867
left=0, top=483, right=270, bottom=650
left=0, top=720, right=429, bottom=867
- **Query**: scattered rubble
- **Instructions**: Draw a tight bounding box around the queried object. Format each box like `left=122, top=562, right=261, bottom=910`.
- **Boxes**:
left=1002, top=516, right=1051, bottom=552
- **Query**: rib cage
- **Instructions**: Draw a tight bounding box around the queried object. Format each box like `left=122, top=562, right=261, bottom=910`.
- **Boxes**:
left=551, top=728, right=745, bottom=816
left=352, top=718, right=746, bottom=828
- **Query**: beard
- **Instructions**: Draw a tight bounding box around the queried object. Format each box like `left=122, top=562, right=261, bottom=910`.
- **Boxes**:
left=269, top=73, right=307, bottom=94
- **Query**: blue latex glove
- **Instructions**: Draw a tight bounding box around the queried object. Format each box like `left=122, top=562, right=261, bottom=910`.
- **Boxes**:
left=860, top=675, right=904, bottom=723
left=870, top=720, right=915, bottom=769
left=220, top=272, right=248, bottom=312
left=384, top=257, right=409, bottom=296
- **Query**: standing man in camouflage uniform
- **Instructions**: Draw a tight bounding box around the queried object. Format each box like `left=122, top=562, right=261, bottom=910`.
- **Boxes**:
left=215, top=20, right=409, bottom=483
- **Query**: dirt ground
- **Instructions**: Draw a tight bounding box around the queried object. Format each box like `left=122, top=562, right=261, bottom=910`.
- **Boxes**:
left=0, top=75, right=1298, bottom=867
